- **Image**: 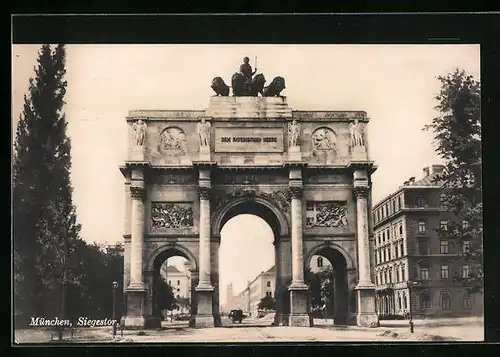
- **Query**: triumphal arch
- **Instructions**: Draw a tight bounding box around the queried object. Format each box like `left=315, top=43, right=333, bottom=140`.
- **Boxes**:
left=120, top=61, right=378, bottom=328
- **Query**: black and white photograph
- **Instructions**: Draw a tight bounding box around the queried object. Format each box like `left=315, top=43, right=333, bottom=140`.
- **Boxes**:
left=12, top=37, right=484, bottom=343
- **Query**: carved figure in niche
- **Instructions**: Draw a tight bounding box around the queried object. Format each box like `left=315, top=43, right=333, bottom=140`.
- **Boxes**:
left=262, top=76, right=286, bottom=97
left=132, top=119, right=147, bottom=146
left=151, top=203, right=194, bottom=230
left=349, top=119, right=365, bottom=147
left=157, top=127, right=187, bottom=154
left=211, top=77, right=230, bottom=96
left=196, top=117, right=211, bottom=147
left=306, top=201, right=348, bottom=228
left=311, top=128, right=336, bottom=152
left=288, top=119, right=301, bottom=147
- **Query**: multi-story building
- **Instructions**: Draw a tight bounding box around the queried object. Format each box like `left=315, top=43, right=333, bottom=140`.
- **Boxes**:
left=373, top=165, right=483, bottom=318
left=160, top=261, right=191, bottom=314
left=223, top=255, right=331, bottom=317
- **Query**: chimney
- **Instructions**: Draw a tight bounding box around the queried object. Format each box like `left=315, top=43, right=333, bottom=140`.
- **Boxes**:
left=409, top=177, right=416, bottom=184
left=422, top=167, right=430, bottom=177
left=431, top=165, right=444, bottom=175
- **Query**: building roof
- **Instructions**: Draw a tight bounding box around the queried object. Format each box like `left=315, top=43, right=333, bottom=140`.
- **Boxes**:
left=373, top=165, right=444, bottom=209
left=163, top=265, right=181, bottom=273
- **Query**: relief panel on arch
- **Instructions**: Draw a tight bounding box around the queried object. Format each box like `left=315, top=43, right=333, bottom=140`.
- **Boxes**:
left=306, top=201, right=348, bottom=228
left=151, top=202, right=194, bottom=231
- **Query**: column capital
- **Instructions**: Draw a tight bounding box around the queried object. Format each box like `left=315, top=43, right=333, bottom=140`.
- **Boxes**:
left=198, top=186, right=211, bottom=200
left=130, top=185, right=145, bottom=200
left=289, top=186, right=303, bottom=199
left=353, top=186, right=370, bottom=198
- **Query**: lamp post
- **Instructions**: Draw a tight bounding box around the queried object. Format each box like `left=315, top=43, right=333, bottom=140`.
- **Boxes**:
left=407, top=280, right=418, bottom=333
left=112, top=281, right=118, bottom=337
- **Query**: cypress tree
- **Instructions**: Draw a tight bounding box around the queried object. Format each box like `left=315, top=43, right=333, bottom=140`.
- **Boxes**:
left=13, top=44, right=81, bottom=321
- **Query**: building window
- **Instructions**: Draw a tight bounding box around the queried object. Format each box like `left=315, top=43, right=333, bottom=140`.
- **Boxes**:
left=403, top=293, right=408, bottom=309
left=375, top=274, right=379, bottom=285
left=440, top=220, right=448, bottom=231
left=462, top=265, right=470, bottom=278
left=388, top=270, right=392, bottom=283
left=440, top=240, right=449, bottom=254
left=383, top=250, right=386, bottom=262
left=266, top=291, right=272, bottom=297
left=387, top=247, right=391, bottom=261
left=395, top=244, right=399, bottom=259
left=398, top=196, right=402, bottom=210
left=421, top=293, right=431, bottom=309
left=392, top=200, right=396, bottom=213
left=399, top=224, right=403, bottom=236
left=441, top=293, right=451, bottom=309
left=420, top=267, right=429, bottom=281
left=401, top=266, right=406, bottom=281
left=441, top=265, right=449, bottom=279
left=418, top=220, right=427, bottom=233
left=418, top=238, right=429, bottom=255
left=387, top=228, right=390, bottom=240
left=463, top=240, right=471, bottom=254
left=400, top=241, right=404, bottom=256
left=266, top=281, right=271, bottom=287
left=398, top=293, right=402, bottom=310
left=416, top=197, right=426, bottom=208
left=396, top=268, right=400, bottom=282
left=177, top=280, right=180, bottom=285
left=317, top=256, right=323, bottom=267
left=463, top=295, right=472, bottom=310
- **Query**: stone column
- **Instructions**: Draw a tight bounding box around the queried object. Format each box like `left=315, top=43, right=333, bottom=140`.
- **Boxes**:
left=288, top=167, right=311, bottom=326
left=353, top=168, right=378, bottom=327
left=124, top=183, right=146, bottom=327
left=194, top=168, right=215, bottom=328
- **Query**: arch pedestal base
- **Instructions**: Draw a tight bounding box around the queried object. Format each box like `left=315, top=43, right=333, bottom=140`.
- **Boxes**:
left=194, top=286, right=215, bottom=328
left=124, top=289, right=146, bottom=328
left=355, top=287, right=379, bottom=327
left=289, top=286, right=312, bottom=327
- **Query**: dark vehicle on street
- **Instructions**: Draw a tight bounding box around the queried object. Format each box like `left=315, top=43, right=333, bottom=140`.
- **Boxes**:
left=228, top=309, right=244, bottom=323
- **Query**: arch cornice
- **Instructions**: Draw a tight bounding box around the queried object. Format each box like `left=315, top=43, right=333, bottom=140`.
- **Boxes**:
left=147, top=242, right=198, bottom=271
left=305, top=241, right=355, bottom=270
left=211, top=195, right=289, bottom=236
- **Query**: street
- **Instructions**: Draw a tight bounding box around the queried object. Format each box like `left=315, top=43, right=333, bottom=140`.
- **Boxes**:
left=14, top=316, right=483, bottom=343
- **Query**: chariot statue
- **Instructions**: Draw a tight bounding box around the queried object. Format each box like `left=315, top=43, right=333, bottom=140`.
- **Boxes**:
left=210, top=57, right=286, bottom=97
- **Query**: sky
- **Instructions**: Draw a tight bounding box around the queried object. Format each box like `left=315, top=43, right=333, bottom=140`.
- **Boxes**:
left=11, top=44, right=480, bottom=304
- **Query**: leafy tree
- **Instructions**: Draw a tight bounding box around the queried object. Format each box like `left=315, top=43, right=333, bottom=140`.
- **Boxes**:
left=258, top=295, right=276, bottom=310
left=305, top=266, right=334, bottom=316
left=156, top=278, right=177, bottom=311
left=176, top=297, right=191, bottom=313
left=13, top=44, right=81, bottom=321
left=423, top=68, right=482, bottom=293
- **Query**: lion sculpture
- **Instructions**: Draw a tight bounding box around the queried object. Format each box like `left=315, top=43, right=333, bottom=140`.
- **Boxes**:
left=211, top=77, right=230, bottom=96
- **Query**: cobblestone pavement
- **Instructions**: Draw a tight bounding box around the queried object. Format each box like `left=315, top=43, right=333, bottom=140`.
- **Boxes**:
left=14, top=317, right=483, bottom=344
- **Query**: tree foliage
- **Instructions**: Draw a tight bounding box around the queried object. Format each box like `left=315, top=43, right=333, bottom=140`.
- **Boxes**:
left=156, top=278, right=177, bottom=311
left=13, top=44, right=81, bottom=318
left=257, top=295, right=276, bottom=310
left=423, top=68, right=483, bottom=293
left=305, top=266, right=334, bottom=314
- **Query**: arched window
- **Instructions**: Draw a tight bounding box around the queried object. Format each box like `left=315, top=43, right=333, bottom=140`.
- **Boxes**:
left=177, top=280, right=180, bottom=285
left=317, top=256, right=323, bottom=267
left=397, top=293, right=402, bottom=310
left=420, top=293, right=431, bottom=309
left=441, top=292, right=451, bottom=309
left=266, top=281, right=271, bottom=287
left=403, top=292, right=408, bottom=309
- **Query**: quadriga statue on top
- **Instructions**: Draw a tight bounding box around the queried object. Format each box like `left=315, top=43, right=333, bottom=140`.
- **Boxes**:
left=210, top=57, right=286, bottom=97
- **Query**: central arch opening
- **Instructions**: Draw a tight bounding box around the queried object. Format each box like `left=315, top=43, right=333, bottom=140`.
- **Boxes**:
left=217, top=199, right=282, bottom=327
